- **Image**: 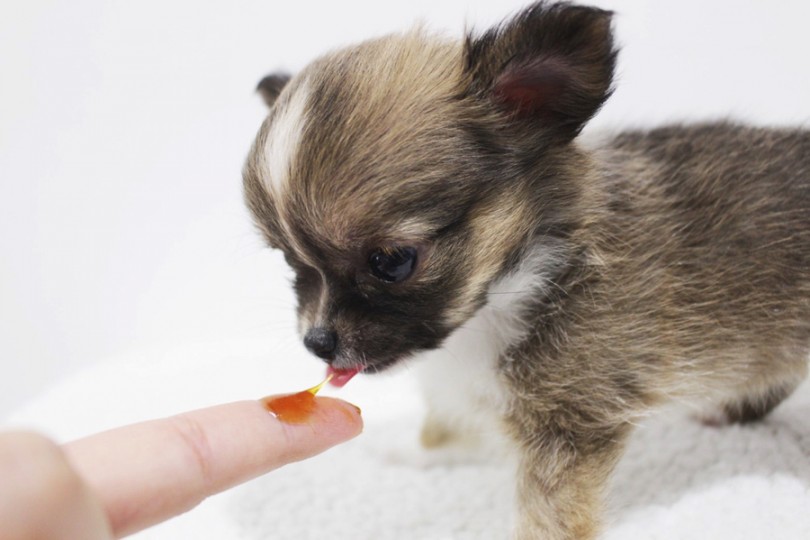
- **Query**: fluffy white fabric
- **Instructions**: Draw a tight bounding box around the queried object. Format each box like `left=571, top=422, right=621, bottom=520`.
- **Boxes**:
left=4, top=340, right=809, bottom=539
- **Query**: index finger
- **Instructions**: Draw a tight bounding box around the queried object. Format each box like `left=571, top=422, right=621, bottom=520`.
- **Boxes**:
left=62, top=396, right=362, bottom=538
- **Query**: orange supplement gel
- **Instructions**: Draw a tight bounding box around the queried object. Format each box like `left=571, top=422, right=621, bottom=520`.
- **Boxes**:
left=261, top=375, right=332, bottom=424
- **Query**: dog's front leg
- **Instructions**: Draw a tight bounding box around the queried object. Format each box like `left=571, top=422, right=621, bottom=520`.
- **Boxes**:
left=510, top=420, right=631, bottom=540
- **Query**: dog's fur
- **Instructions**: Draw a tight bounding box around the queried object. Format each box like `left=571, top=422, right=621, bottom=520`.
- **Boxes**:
left=244, top=3, right=810, bottom=538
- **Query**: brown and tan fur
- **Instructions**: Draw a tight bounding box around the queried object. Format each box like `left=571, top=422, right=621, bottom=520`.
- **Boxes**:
left=244, top=3, right=810, bottom=539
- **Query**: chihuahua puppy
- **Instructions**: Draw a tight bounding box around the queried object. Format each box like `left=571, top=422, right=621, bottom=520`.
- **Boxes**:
left=243, top=2, right=810, bottom=538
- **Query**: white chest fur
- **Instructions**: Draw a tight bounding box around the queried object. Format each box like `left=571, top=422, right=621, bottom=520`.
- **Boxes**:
left=414, top=247, right=559, bottom=445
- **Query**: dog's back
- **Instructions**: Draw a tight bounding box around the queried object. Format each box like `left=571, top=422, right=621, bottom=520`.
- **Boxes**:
left=577, top=123, right=810, bottom=415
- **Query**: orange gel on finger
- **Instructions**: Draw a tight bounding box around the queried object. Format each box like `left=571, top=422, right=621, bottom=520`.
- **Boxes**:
left=261, top=375, right=333, bottom=424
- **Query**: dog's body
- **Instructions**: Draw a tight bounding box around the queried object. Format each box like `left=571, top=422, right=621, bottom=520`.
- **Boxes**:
left=244, top=4, right=810, bottom=538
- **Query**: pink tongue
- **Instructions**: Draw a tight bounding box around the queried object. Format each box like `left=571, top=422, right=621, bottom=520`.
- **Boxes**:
left=326, top=366, right=361, bottom=388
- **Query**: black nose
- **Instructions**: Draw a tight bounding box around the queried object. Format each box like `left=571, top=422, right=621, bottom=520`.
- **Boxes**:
left=303, top=328, right=338, bottom=360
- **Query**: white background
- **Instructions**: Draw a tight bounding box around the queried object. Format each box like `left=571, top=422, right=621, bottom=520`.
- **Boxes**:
left=2, top=0, right=809, bottom=417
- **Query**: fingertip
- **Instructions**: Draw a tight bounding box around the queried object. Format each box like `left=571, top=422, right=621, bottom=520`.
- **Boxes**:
left=313, top=396, right=364, bottom=440
left=258, top=395, right=363, bottom=466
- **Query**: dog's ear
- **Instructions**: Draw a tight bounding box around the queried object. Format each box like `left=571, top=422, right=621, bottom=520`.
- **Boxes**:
left=464, top=2, right=616, bottom=142
left=256, top=73, right=291, bottom=108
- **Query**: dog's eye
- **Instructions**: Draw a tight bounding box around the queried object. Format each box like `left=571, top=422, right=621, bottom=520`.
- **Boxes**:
left=368, top=247, right=417, bottom=283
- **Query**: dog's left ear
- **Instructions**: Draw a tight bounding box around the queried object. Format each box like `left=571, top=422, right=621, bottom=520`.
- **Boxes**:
left=464, top=2, right=616, bottom=142
left=256, top=73, right=291, bottom=108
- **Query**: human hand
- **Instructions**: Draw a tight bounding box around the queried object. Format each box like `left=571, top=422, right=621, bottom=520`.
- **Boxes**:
left=0, top=396, right=362, bottom=539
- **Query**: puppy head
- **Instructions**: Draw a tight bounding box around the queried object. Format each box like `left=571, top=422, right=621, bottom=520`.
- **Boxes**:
left=244, top=2, right=616, bottom=376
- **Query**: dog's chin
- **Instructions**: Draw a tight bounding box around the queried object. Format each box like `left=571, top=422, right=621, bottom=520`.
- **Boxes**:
left=326, top=358, right=398, bottom=388
left=359, top=356, right=403, bottom=374
left=330, top=353, right=402, bottom=374
left=324, top=350, right=414, bottom=387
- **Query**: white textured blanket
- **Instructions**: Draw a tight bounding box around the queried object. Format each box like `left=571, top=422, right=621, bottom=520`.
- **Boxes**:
left=5, top=340, right=810, bottom=539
